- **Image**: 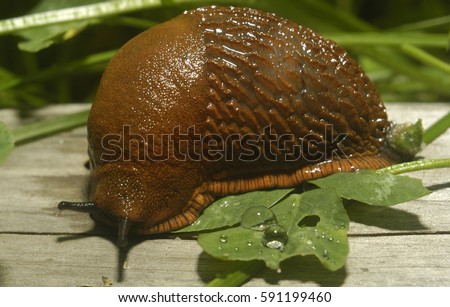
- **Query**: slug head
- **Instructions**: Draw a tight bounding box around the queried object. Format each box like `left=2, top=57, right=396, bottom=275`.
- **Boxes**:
left=59, top=161, right=202, bottom=247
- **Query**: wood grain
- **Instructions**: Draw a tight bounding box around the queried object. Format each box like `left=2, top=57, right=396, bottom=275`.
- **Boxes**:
left=0, top=103, right=449, bottom=286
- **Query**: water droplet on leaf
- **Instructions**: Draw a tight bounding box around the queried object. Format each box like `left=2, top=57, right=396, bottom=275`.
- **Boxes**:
left=261, top=224, right=288, bottom=250
left=219, top=234, right=228, bottom=243
left=240, top=206, right=277, bottom=230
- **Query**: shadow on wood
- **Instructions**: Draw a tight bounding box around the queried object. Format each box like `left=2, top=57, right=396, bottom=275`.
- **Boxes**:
left=345, top=201, right=427, bottom=232
left=196, top=251, right=347, bottom=286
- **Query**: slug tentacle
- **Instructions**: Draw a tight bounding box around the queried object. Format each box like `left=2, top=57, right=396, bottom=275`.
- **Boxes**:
left=58, top=201, right=97, bottom=213
left=60, top=6, right=404, bottom=239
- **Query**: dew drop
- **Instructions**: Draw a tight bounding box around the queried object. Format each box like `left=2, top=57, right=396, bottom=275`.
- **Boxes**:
left=240, top=206, right=277, bottom=231
left=314, top=230, right=320, bottom=238
left=322, top=249, right=329, bottom=257
left=328, top=237, right=333, bottom=242
left=246, top=240, right=253, bottom=247
left=306, top=239, right=313, bottom=245
left=219, top=234, right=228, bottom=243
left=261, top=224, right=288, bottom=250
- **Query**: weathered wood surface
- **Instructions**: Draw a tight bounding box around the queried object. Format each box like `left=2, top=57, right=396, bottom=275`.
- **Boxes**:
left=0, top=103, right=449, bottom=286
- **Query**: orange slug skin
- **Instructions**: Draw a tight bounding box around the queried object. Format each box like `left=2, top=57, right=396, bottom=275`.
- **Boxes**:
left=86, top=6, right=394, bottom=235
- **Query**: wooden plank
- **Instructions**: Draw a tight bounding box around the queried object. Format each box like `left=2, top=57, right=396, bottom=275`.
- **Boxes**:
left=0, top=233, right=447, bottom=286
left=0, top=103, right=449, bottom=286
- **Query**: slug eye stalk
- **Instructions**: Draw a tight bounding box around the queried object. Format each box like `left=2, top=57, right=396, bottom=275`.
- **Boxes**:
left=58, top=201, right=97, bottom=212
left=58, top=201, right=133, bottom=248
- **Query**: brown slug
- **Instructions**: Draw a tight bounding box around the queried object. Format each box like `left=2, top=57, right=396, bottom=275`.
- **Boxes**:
left=58, top=6, right=401, bottom=247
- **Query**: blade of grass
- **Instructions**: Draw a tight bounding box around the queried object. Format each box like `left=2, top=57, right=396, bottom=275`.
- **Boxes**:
left=328, top=32, right=448, bottom=47
left=423, top=111, right=450, bottom=145
left=399, top=44, right=450, bottom=75
left=0, top=0, right=165, bottom=35
left=12, top=109, right=89, bottom=145
left=0, top=50, right=116, bottom=91
left=299, top=0, right=375, bottom=31
left=391, top=15, right=450, bottom=31
left=106, top=16, right=159, bottom=29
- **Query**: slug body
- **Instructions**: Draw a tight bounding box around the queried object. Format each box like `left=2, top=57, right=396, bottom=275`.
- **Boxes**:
left=60, top=6, right=394, bottom=243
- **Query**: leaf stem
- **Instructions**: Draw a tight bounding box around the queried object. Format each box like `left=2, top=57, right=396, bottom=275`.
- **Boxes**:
left=206, top=261, right=265, bottom=287
left=377, top=158, right=450, bottom=175
left=12, top=109, right=89, bottom=145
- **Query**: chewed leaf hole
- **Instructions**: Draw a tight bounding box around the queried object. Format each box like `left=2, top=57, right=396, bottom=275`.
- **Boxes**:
left=298, top=215, right=320, bottom=227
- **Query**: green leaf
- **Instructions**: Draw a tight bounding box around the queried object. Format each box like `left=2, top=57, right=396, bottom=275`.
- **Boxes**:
left=309, top=170, right=431, bottom=206
left=175, top=188, right=294, bottom=233
left=198, top=189, right=349, bottom=271
left=17, top=21, right=90, bottom=52
left=0, top=121, right=15, bottom=164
